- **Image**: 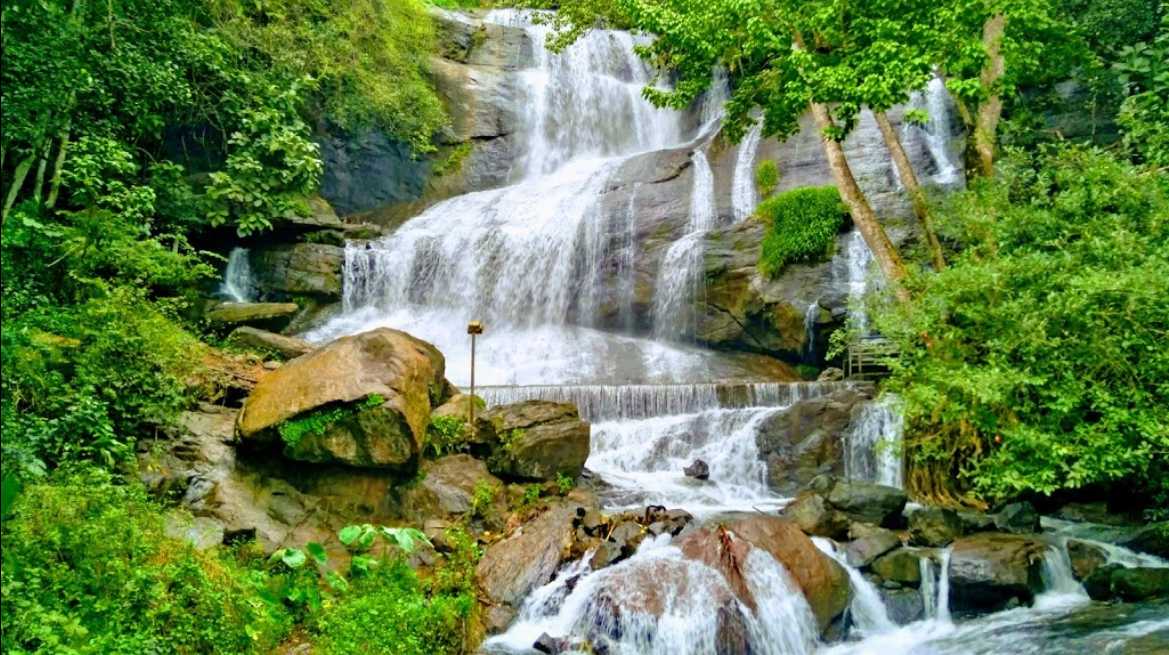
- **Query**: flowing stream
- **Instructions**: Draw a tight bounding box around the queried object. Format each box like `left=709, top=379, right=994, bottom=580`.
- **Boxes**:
left=301, top=11, right=1163, bottom=654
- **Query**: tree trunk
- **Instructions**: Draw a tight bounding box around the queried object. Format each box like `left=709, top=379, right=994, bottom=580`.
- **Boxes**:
left=2, top=154, right=35, bottom=225
left=874, top=110, right=946, bottom=271
left=809, top=101, right=911, bottom=304
left=973, top=13, right=1006, bottom=178
left=32, top=143, right=50, bottom=204
left=46, top=128, right=71, bottom=209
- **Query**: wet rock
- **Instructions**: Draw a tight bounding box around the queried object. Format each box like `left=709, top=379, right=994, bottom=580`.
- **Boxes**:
left=1085, top=565, right=1169, bottom=602
left=476, top=497, right=594, bottom=607
left=607, top=521, right=646, bottom=560
left=947, top=533, right=1047, bottom=614
left=206, top=302, right=299, bottom=331
left=1119, top=525, right=1169, bottom=560
left=683, top=458, right=710, bottom=480
left=880, top=587, right=925, bottom=625
left=226, top=326, right=314, bottom=359
left=993, top=501, right=1040, bottom=534
left=956, top=510, right=995, bottom=534
left=783, top=491, right=850, bottom=540
left=250, top=243, right=344, bottom=299
left=870, top=547, right=928, bottom=586
left=1066, top=539, right=1109, bottom=580
left=826, top=480, right=907, bottom=528
left=755, top=388, right=871, bottom=495
left=909, top=507, right=965, bottom=547
left=844, top=527, right=902, bottom=568
left=817, top=367, right=845, bottom=382
left=1053, top=501, right=1142, bottom=527
left=397, top=454, right=505, bottom=524
left=237, top=328, right=448, bottom=468
left=485, top=401, right=590, bottom=481
left=533, top=633, right=571, bottom=654
left=484, top=604, right=518, bottom=635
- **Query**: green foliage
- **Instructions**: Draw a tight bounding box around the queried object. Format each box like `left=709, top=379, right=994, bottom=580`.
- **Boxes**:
left=278, top=394, right=384, bottom=448
left=1114, top=12, right=1169, bottom=166
left=0, top=467, right=289, bottom=654
left=758, top=187, right=846, bottom=278
left=426, top=414, right=470, bottom=457
left=875, top=146, right=1169, bottom=508
left=470, top=479, right=500, bottom=519
left=556, top=472, right=575, bottom=495
left=795, top=364, right=820, bottom=381
left=755, top=159, right=780, bottom=198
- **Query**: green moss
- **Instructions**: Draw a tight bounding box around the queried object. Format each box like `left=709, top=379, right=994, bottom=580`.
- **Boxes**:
left=278, top=394, right=385, bottom=448
left=755, top=159, right=780, bottom=198
left=425, top=414, right=469, bottom=457
left=757, top=186, right=846, bottom=278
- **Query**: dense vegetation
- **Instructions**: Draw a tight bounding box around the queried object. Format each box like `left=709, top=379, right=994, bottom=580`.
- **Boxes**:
left=758, top=187, right=845, bottom=278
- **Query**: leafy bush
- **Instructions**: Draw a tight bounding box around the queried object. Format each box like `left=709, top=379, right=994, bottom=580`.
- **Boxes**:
left=0, top=467, right=289, bottom=654
left=277, top=394, right=385, bottom=448
left=755, top=159, right=780, bottom=198
left=876, top=146, right=1169, bottom=510
left=758, top=186, right=846, bottom=278
left=426, top=414, right=470, bottom=457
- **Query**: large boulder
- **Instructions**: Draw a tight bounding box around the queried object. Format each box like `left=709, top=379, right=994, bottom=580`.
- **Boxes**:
left=909, top=507, right=966, bottom=547
left=782, top=491, right=850, bottom=540
left=1119, top=525, right=1169, bottom=560
left=396, top=454, right=505, bottom=524
left=844, top=526, right=902, bottom=568
left=754, top=387, right=872, bottom=495
left=1066, top=539, right=1109, bottom=581
left=947, top=533, right=1048, bottom=614
left=870, top=548, right=931, bottom=587
left=826, top=480, right=907, bottom=528
left=250, top=243, right=344, bottom=299
left=237, top=328, right=448, bottom=468
left=206, top=302, right=299, bottom=331
left=226, top=326, right=314, bottom=359
left=992, top=501, right=1040, bottom=534
left=1084, top=566, right=1169, bottom=602
left=485, top=401, right=590, bottom=481
left=723, top=516, right=851, bottom=632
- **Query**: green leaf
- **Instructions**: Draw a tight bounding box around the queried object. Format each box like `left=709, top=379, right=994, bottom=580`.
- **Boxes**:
left=306, top=541, right=328, bottom=565
left=379, top=526, right=430, bottom=553
left=280, top=548, right=307, bottom=569
left=338, top=525, right=362, bottom=546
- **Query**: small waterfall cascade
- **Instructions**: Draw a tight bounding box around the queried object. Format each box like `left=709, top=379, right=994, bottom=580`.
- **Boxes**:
left=902, top=76, right=963, bottom=187
left=485, top=535, right=819, bottom=655
left=803, top=301, right=820, bottom=363
left=732, top=121, right=765, bottom=221
left=652, top=149, right=717, bottom=339
left=813, top=538, right=896, bottom=637
left=838, top=230, right=876, bottom=334
left=1043, top=517, right=1169, bottom=569
left=844, top=396, right=905, bottom=488
left=1033, top=545, right=1089, bottom=609
left=616, top=182, right=642, bottom=331
left=922, top=547, right=954, bottom=622
left=218, top=247, right=254, bottom=303
left=699, top=68, right=730, bottom=132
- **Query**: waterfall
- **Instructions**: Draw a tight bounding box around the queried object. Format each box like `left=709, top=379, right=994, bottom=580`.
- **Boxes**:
left=902, top=76, right=962, bottom=187
left=484, top=537, right=819, bottom=654
left=936, top=548, right=952, bottom=622
left=617, top=183, right=642, bottom=331
left=699, top=68, right=730, bottom=133
left=921, top=551, right=939, bottom=619
left=652, top=149, right=717, bottom=340
left=844, top=396, right=904, bottom=488
left=732, top=121, right=764, bottom=221
left=814, top=538, right=896, bottom=637
left=803, top=301, right=820, bottom=363
left=219, top=248, right=254, bottom=303
left=839, top=230, right=875, bottom=334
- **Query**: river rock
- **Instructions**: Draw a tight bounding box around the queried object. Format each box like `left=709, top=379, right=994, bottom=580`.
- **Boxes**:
left=1119, top=525, right=1169, bottom=560
left=725, top=516, right=851, bottom=632
left=993, top=501, right=1040, bottom=534
left=237, top=328, right=448, bottom=468
left=844, top=527, right=902, bottom=568
left=755, top=387, right=871, bottom=495
left=476, top=497, right=592, bottom=607
left=206, top=302, right=299, bottom=330
left=684, top=459, right=710, bottom=480
left=226, top=326, right=314, bottom=359
left=826, top=480, right=907, bottom=528
left=485, top=401, right=590, bottom=481
left=249, top=243, right=344, bottom=300
left=397, top=454, right=505, bottom=524
left=1085, top=565, right=1169, bottom=602
left=909, top=507, right=965, bottom=546
left=1066, top=539, right=1109, bottom=580
left=1053, top=501, right=1142, bottom=527
left=947, top=533, right=1047, bottom=614
left=880, top=587, right=925, bottom=625
left=783, top=491, right=850, bottom=540
left=870, top=547, right=928, bottom=586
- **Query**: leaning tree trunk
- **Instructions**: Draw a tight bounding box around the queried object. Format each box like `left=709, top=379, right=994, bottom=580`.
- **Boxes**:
left=874, top=110, right=947, bottom=270
left=808, top=101, right=911, bottom=304
left=973, top=13, right=1006, bottom=178
left=46, top=127, right=71, bottom=209
left=2, top=154, right=36, bottom=225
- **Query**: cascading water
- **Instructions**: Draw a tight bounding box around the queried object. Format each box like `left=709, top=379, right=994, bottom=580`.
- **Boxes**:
left=844, top=396, right=905, bottom=488
left=652, top=149, right=717, bottom=340
left=732, top=121, right=764, bottom=221
left=837, top=230, right=876, bottom=334
left=901, top=76, right=963, bottom=188
left=813, top=538, right=896, bottom=637
left=219, top=247, right=254, bottom=302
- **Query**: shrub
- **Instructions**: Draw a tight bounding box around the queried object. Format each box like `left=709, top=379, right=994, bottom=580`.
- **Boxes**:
left=277, top=394, right=385, bottom=448
left=755, top=159, right=780, bottom=197
left=876, top=146, right=1169, bottom=511
left=425, top=414, right=469, bottom=457
left=757, top=186, right=846, bottom=278
left=0, top=467, right=289, bottom=654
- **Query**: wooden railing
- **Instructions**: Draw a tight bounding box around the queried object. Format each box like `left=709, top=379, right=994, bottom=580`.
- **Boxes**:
left=846, top=337, right=899, bottom=380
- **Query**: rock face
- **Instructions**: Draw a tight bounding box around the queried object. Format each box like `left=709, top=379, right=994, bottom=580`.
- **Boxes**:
left=844, top=527, right=902, bottom=568
left=237, top=328, right=449, bottom=468
left=397, top=454, right=505, bottom=524
left=249, top=243, right=344, bottom=300
left=485, top=400, right=590, bottom=481
left=755, top=386, right=872, bottom=495
left=947, top=533, right=1047, bottom=614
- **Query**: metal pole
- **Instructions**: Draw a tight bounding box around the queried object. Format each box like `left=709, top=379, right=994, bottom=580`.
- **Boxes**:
left=469, top=332, right=476, bottom=431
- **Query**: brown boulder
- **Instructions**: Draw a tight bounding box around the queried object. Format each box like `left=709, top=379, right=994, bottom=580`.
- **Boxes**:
left=948, top=533, right=1047, bottom=614
left=237, top=328, right=447, bottom=467
left=397, top=454, right=505, bottom=523
left=1067, top=539, right=1108, bottom=581
left=226, top=326, right=314, bottom=359
left=870, top=547, right=930, bottom=586
left=782, top=492, right=849, bottom=540
left=485, top=401, right=590, bottom=481
left=207, top=301, right=299, bottom=330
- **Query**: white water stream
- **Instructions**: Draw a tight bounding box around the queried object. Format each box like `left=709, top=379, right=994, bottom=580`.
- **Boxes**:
left=218, top=247, right=254, bottom=302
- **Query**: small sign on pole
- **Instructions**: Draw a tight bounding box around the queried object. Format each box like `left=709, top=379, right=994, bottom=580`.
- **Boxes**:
left=467, top=321, right=484, bottom=431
